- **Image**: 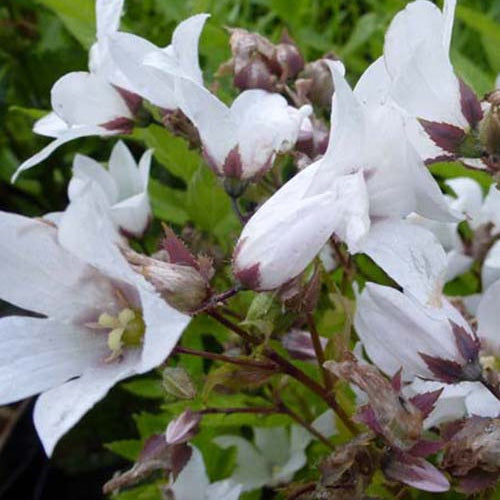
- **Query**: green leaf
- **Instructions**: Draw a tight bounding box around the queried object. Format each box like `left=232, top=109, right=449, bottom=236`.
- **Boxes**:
left=456, top=6, right=500, bottom=45
left=136, top=125, right=201, bottom=183
left=148, top=179, right=189, bottom=225
left=9, top=106, right=50, bottom=120
left=428, top=161, right=493, bottom=192
left=105, top=439, right=143, bottom=462
left=186, top=165, right=238, bottom=235
left=36, top=0, right=96, bottom=48
left=121, top=378, right=165, bottom=399
left=451, top=50, right=494, bottom=96
left=340, top=13, right=379, bottom=57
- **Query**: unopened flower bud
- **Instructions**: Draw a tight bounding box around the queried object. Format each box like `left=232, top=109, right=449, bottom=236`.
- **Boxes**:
left=479, top=99, right=500, bottom=168
left=162, top=367, right=197, bottom=400
left=126, top=250, right=209, bottom=312
left=165, top=409, right=201, bottom=446
left=274, top=34, right=304, bottom=80
left=283, top=329, right=327, bottom=361
left=228, top=28, right=277, bottom=91
left=302, top=58, right=337, bottom=108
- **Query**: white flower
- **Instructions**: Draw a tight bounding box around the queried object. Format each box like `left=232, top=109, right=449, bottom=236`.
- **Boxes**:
left=169, top=446, right=242, bottom=500
left=355, top=282, right=478, bottom=382
left=162, top=76, right=312, bottom=180
left=68, top=141, right=152, bottom=237
left=214, top=414, right=336, bottom=492
left=476, top=278, right=500, bottom=356
left=379, top=0, right=485, bottom=166
left=408, top=177, right=483, bottom=282
left=405, top=379, right=500, bottom=429
left=233, top=61, right=454, bottom=301
left=14, top=0, right=136, bottom=179
left=107, top=13, right=210, bottom=110
left=0, top=190, right=190, bottom=455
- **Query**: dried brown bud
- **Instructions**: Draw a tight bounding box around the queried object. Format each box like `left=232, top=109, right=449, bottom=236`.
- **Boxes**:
left=443, top=417, right=500, bottom=477
left=103, top=435, right=192, bottom=494
left=325, top=359, right=424, bottom=449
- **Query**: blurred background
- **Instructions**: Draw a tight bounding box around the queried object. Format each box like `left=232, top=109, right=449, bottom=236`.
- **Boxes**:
left=0, top=0, right=499, bottom=498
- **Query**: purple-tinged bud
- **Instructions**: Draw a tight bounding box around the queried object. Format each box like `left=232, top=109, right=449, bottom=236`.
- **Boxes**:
left=165, top=410, right=201, bottom=446
left=274, top=32, right=304, bottom=80
left=383, top=451, right=450, bottom=493
left=302, top=58, right=337, bottom=108
left=228, top=28, right=278, bottom=91
left=127, top=250, right=209, bottom=312
left=479, top=100, right=500, bottom=167
left=283, top=329, right=328, bottom=361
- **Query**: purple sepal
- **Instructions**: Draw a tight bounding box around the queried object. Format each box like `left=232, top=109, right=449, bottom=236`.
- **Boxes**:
left=409, top=388, right=444, bottom=418
left=162, top=226, right=198, bottom=268
left=419, top=119, right=465, bottom=154
left=223, top=147, right=244, bottom=179
left=356, top=405, right=384, bottom=435
left=409, top=439, right=445, bottom=457
left=101, top=117, right=135, bottom=134
left=450, top=321, right=480, bottom=363
left=391, top=369, right=402, bottom=392
left=235, top=263, right=261, bottom=290
left=419, top=352, right=464, bottom=383
left=459, top=79, right=483, bottom=129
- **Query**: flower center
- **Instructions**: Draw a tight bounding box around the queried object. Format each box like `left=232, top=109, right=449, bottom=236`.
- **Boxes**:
left=98, top=308, right=145, bottom=361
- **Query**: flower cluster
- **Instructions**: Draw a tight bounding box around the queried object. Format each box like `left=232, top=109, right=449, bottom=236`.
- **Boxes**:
left=1, top=0, right=499, bottom=498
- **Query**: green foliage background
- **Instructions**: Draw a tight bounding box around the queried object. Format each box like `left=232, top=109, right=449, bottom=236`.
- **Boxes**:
left=0, top=0, right=499, bottom=498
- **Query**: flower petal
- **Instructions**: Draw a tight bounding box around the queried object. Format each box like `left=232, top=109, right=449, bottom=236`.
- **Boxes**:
left=13, top=125, right=113, bottom=181
left=170, top=446, right=209, bottom=500
left=355, top=283, right=464, bottom=381
left=69, top=153, right=118, bottom=204
left=51, top=71, right=132, bottom=126
left=33, top=349, right=140, bottom=456
left=174, top=76, right=236, bottom=168
left=108, top=141, right=143, bottom=198
left=137, top=285, right=190, bottom=373
left=213, top=435, right=271, bottom=491
left=107, top=32, right=178, bottom=109
left=359, top=218, right=446, bottom=305
left=233, top=90, right=312, bottom=178
left=169, top=13, right=210, bottom=84
left=477, top=278, right=500, bottom=355
left=0, top=211, right=116, bottom=321
left=33, top=112, right=69, bottom=138
left=0, top=317, right=105, bottom=405
left=96, top=0, right=124, bottom=40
